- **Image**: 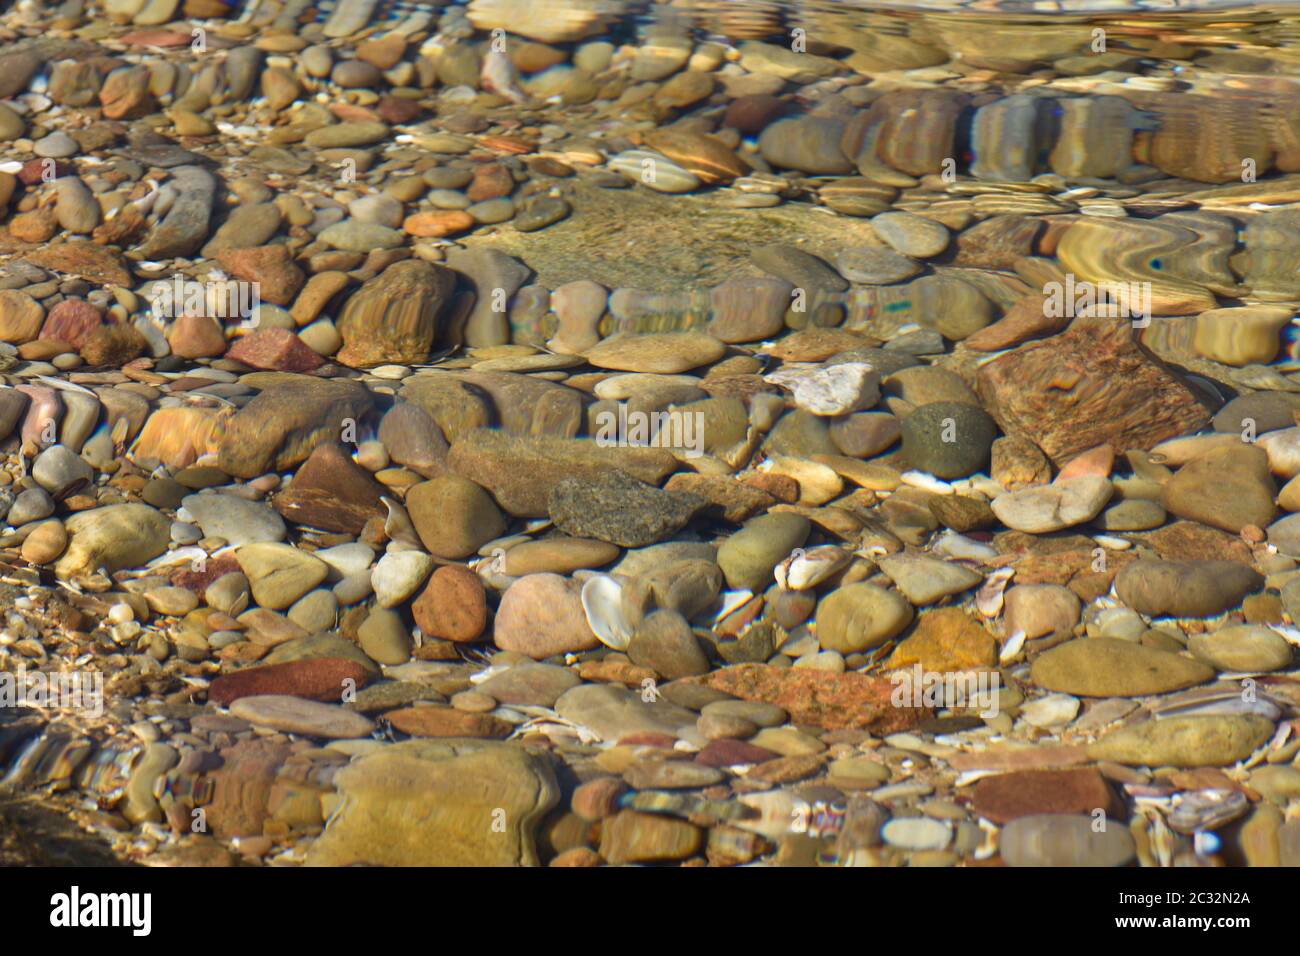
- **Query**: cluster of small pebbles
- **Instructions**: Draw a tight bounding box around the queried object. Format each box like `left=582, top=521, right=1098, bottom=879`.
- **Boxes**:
left=1, top=0, right=1300, bottom=868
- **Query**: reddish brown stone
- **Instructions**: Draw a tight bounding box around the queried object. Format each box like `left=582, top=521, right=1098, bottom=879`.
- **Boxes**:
left=577, top=658, right=656, bottom=687
left=571, top=777, right=627, bottom=821
left=970, top=768, right=1123, bottom=824
left=691, top=663, right=930, bottom=733
left=16, top=159, right=71, bottom=186
left=9, top=208, right=58, bottom=243
left=99, top=66, right=155, bottom=120
left=694, top=738, right=780, bottom=768
left=203, top=738, right=292, bottom=839
left=665, top=473, right=777, bottom=523
left=467, top=163, right=515, bottom=202
left=741, top=472, right=799, bottom=503
left=963, top=294, right=1066, bottom=352
left=376, top=96, right=424, bottom=125
left=1143, top=521, right=1255, bottom=566
left=272, top=441, right=386, bottom=534
left=724, top=94, right=786, bottom=134
left=225, top=328, right=323, bottom=372
left=745, top=753, right=827, bottom=784
left=216, top=245, right=306, bottom=307
left=208, top=658, right=371, bottom=706
left=26, top=240, right=133, bottom=287
left=410, top=565, right=487, bottom=643
left=976, top=317, right=1212, bottom=466
left=168, top=313, right=228, bottom=359
left=384, top=706, right=510, bottom=738
left=39, top=298, right=103, bottom=348
left=171, top=554, right=242, bottom=592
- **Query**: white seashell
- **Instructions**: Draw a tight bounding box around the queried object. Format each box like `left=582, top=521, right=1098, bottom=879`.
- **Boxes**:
left=580, top=574, right=632, bottom=651
left=999, top=629, right=1027, bottom=664
left=1020, top=692, right=1079, bottom=728
left=712, top=589, right=755, bottom=624
left=901, top=470, right=954, bottom=494
left=143, top=546, right=209, bottom=570
left=932, top=530, right=998, bottom=561
left=1268, top=624, right=1300, bottom=647
left=381, top=496, right=422, bottom=548
left=1092, top=534, right=1131, bottom=550
left=977, top=566, right=1015, bottom=617
left=0, top=162, right=24, bottom=174
left=774, top=545, right=850, bottom=591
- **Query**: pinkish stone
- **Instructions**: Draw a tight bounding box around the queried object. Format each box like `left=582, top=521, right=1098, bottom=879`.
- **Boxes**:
left=39, top=298, right=102, bottom=348
left=226, top=328, right=324, bottom=372
left=168, top=313, right=228, bottom=359
left=493, top=573, right=600, bottom=659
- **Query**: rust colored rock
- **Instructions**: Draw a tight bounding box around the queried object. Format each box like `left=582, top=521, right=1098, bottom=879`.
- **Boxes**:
left=691, top=663, right=930, bottom=733
left=26, top=240, right=133, bottom=287
left=411, top=565, right=488, bottom=643
left=39, top=298, right=103, bottom=349
left=976, top=317, right=1212, bottom=467
left=570, top=777, right=628, bottom=821
left=403, top=210, right=474, bottom=238
left=204, top=738, right=293, bottom=839
left=384, top=706, right=511, bottom=738
left=970, top=768, right=1123, bottom=824
left=724, top=94, right=786, bottom=134
left=216, top=245, right=306, bottom=307
left=694, top=738, right=781, bottom=768
left=963, top=295, right=1065, bottom=352
left=467, top=163, right=515, bottom=202
left=171, top=554, right=242, bottom=592
left=79, top=322, right=148, bottom=367
left=226, top=328, right=324, bottom=372
left=1145, top=521, right=1254, bottom=565
left=272, top=441, right=386, bottom=534
left=99, top=66, right=155, bottom=120
left=208, top=658, right=371, bottom=706
left=168, top=313, right=227, bottom=359
left=17, top=159, right=71, bottom=185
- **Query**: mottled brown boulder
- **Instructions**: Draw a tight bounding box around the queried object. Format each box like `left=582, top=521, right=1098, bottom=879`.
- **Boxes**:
left=976, top=317, right=1211, bottom=466
left=335, top=259, right=456, bottom=368
left=691, top=663, right=930, bottom=733
left=447, top=429, right=679, bottom=517
left=216, top=376, right=373, bottom=479
left=208, top=658, right=372, bottom=706
left=272, top=441, right=386, bottom=533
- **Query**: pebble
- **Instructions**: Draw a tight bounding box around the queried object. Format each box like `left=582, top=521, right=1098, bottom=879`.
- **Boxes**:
left=228, top=695, right=376, bottom=739
left=1031, top=638, right=1214, bottom=697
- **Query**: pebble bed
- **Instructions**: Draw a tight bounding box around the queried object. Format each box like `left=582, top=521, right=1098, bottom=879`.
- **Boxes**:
left=0, top=0, right=1299, bottom=868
